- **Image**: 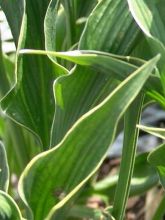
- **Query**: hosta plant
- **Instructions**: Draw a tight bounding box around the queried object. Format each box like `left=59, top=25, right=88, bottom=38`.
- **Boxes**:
left=0, top=0, right=165, bottom=219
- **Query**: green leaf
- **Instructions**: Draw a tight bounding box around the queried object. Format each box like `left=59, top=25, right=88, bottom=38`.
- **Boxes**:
left=137, top=125, right=165, bottom=140
left=76, top=0, right=97, bottom=18
left=44, top=0, right=59, bottom=54
left=112, top=94, right=144, bottom=220
left=0, top=142, right=9, bottom=192
left=138, top=124, right=165, bottom=189
left=80, top=0, right=140, bottom=53
left=20, top=49, right=162, bottom=92
left=0, top=190, right=22, bottom=220
left=127, top=0, right=165, bottom=93
left=18, top=56, right=159, bottom=220
left=148, top=144, right=165, bottom=190
left=69, top=205, right=114, bottom=220
left=127, top=0, right=165, bottom=43
left=1, top=0, right=67, bottom=148
left=60, top=0, right=97, bottom=48
left=93, top=152, right=158, bottom=198
left=20, top=49, right=163, bottom=146
left=50, top=0, right=157, bottom=146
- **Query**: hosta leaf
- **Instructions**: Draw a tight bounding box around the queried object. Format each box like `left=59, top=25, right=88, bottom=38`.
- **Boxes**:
left=20, top=49, right=162, bottom=93
left=137, top=125, right=165, bottom=140
left=20, top=49, right=161, bottom=146
left=18, top=56, right=159, bottom=220
left=127, top=0, right=165, bottom=44
left=50, top=0, right=147, bottom=146
left=93, top=152, right=158, bottom=198
left=0, top=142, right=9, bottom=192
left=0, top=190, right=22, bottom=220
left=45, top=0, right=97, bottom=55
left=44, top=0, right=62, bottom=66
left=80, top=0, right=140, bottom=53
left=44, top=0, right=59, bottom=54
left=1, top=0, right=67, bottom=148
left=127, top=0, right=165, bottom=93
left=20, top=49, right=140, bottom=77
left=148, top=144, right=165, bottom=190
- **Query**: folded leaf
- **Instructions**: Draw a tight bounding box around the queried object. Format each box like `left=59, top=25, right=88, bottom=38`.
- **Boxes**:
left=18, top=56, right=159, bottom=220
left=0, top=190, right=22, bottom=220
left=0, top=142, right=9, bottom=192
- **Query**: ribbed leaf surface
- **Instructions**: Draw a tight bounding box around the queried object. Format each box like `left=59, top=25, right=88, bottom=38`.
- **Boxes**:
left=0, top=0, right=66, bottom=148
left=18, top=56, right=159, bottom=220
left=51, top=0, right=142, bottom=146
